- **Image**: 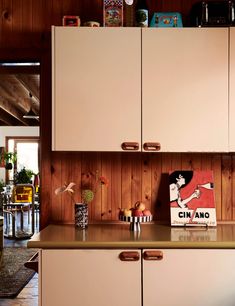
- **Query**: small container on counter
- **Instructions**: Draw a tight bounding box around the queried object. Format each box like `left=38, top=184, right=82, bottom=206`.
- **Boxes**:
left=83, top=21, right=100, bottom=27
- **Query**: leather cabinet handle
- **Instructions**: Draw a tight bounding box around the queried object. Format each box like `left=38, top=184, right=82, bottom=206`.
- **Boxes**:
left=119, top=251, right=140, bottom=261
left=143, top=250, right=163, bottom=261
left=143, top=142, right=161, bottom=151
left=121, top=142, right=139, bottom=151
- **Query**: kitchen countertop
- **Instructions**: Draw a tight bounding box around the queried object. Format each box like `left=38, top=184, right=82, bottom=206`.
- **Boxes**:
left=27, top=223, right=235, bottom=249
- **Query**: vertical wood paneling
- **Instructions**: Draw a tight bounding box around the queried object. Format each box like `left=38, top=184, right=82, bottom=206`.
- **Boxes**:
left=151, top=153, right=162, bottom=219
left=222, top=155, right=232, bottom=220
left=181, top=153, right=193, bottom=170
left=81, top=0, right=103, bottom=25
left=171, top=153, right=181, bottom=171
left=2, top=0, right=13, bottom=46
left=131, top=153, right=141, bottom=206
left=50, top=152, right=235, bottom=223
left=191, top=153, right=202, bottom=170
left=101, top=152, right=112, bottom=220
left=61, top=152, right=72, bottom=223
left=0, top=1, right=2, bottom=39
left=81, top=152, right=102, bottom=221
left=162, top=153, right=172, bottom=172
left=121, top=153, right=132, bottom=209
left=111, top=153, right=121, bottom=220
left=12, top=0, right=22, bottom=46
left=160, top=0, right=183, bottom=12
left=201, top=153, right=212, bottom=170
left=42, top=0, right=53, bottom=48
left=52, top=0, right=63, bottom=26
left=92, top=152, right=102, bottom=220
left=69, top=152, right=81, bottom=223
left=62, top=0, right=76, bottom=16
left=51, top=152, right=62, bottom=222
left=141, top=153, right=151, bottom=209
left=21, top=0, right=33, bottom=48
left=212, top=154, right=222, bottom=221
left=32, top=0, right=44, bottom=48
left=158, top=153, right=172, bottom=221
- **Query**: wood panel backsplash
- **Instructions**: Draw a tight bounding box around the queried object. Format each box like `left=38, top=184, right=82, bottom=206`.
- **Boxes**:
left=51, top=152, right=235, bottom=224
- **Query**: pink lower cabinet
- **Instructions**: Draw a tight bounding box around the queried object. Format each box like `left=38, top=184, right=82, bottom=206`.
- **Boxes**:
left=40, top=248, right=235, bottom=306
left=143, top=249, right=235, bottom=306
left=40, top=249, right=141, bottom=306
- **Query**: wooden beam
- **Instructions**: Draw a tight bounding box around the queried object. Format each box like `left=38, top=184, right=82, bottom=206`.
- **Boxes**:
left=0, top=119, right=7, bottom=125
left=0, top=97, right=29, bottom=125
left=0, top=76, right=39, bottom=113
left=0, top=82, right=28, bottom=112
left=15, top=74, right=40, bottom=103
left=0, top=107, right=26, bottom=126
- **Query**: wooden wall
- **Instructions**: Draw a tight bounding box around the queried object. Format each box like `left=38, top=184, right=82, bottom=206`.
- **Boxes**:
left=0, top=0, right=233, bottom=228
left=51, top=152, right=235, bottom=224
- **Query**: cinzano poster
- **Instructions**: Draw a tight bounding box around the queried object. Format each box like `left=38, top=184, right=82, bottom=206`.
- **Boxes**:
left=169, top=170, right=216, bottom=227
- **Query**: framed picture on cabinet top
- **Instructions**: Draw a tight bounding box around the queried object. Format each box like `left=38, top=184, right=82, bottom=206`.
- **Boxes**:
left=62, top=16, right=81, bottom=27
left=103, top=0, right=123, bottom=27
left=169, top=170, right=216, bottom=227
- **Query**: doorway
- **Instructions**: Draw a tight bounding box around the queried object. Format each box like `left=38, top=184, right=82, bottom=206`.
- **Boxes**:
left=0, top=61, right=40, bottom=244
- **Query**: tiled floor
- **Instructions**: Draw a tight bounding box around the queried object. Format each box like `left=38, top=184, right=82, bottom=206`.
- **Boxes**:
left=0, top=274, right=38, bottom=306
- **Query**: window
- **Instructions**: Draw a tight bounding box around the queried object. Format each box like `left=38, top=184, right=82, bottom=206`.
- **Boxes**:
left=6, top=137, right=39, bottom=184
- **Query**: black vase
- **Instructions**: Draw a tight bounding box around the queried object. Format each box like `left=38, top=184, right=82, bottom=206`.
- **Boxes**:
left=5, top=163, right=12, bottom=170
left=74, top=203, right=88, bottom=229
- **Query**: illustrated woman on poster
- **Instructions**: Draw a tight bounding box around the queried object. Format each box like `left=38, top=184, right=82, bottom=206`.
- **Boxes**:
left=169, top=171, right=201, bottom=209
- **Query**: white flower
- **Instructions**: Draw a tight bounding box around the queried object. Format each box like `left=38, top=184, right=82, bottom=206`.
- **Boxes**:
left=55, top=182, right=76, bottom=196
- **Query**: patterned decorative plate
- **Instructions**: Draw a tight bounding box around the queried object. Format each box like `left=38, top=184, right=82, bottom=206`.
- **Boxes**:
left=119, top=215, right=153, bottom=231
left=119, top=215, right=153, bottom=222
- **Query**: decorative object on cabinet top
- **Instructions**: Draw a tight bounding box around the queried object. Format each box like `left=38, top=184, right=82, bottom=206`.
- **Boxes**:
left=189, top=1, right=235, bottom=27
left=83, top=21, right=100, bottom=27
left=54, top=171, right=109, bottom=205
left=150, top=12, right=183, bottom=27
left=104, top=0, right=124, bottom=27
left=62, top=15, right=81, bottom=27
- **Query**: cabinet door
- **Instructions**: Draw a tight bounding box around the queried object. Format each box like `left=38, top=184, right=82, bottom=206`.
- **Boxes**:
left=52, top=27, right=141, bottom=151
left=143, top=249, right=235, bottom=306
left=142, top=28, right=228, bottom=152
left=229, top=27, right=235, bottom=151
left=41, top=249, right=141, bottom=306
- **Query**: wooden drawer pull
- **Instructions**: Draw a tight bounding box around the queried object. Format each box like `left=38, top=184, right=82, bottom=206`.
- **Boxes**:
left=119, top=251, right=140, bottom=261
left=143, top=142, right=161, bottom=151
left=121, top=142, right=139, bottom=151
left=143, top=250, right=163, bottom=261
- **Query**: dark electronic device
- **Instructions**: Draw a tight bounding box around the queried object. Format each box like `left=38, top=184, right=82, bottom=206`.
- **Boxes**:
left=190, top=1, right=235, bottom=27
